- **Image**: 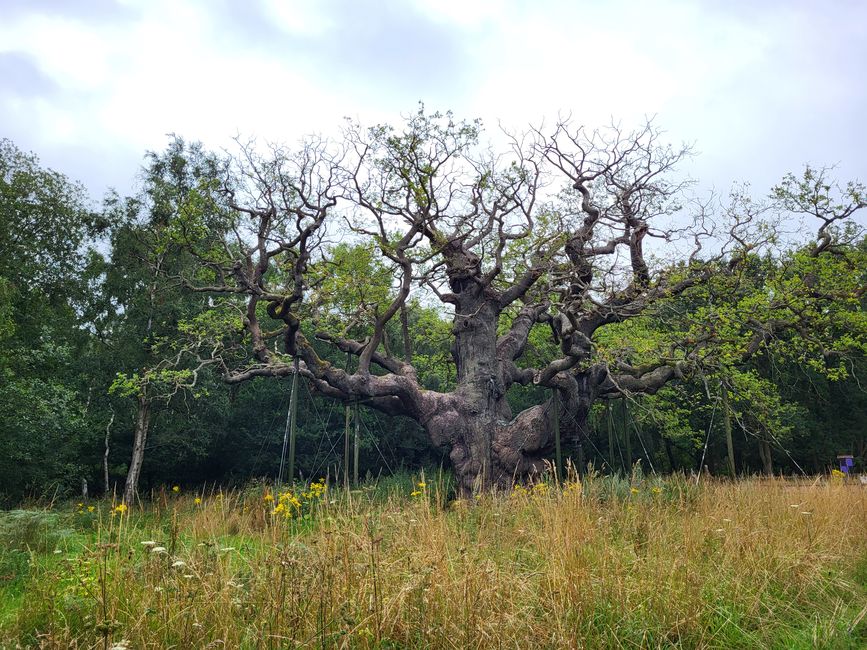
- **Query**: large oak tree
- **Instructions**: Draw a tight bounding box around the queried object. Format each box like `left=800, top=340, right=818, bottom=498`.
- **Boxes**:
left=171, top=110, right=865, bottom=495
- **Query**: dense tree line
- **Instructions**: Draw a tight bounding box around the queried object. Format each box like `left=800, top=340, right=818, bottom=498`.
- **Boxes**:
left=0, top=117, right=864, bottom=503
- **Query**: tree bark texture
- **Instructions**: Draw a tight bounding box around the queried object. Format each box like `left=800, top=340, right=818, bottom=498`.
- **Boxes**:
left=123, top=394, right=151, bottom=505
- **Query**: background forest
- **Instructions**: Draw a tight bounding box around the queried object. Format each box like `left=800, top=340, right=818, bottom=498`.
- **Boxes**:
left=1, top=131, right=865, bottom=506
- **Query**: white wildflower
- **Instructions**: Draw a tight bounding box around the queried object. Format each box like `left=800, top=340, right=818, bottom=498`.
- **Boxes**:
left=151, top=546, right=167, bottom=554
left=172, top=560, right=186, bottom=568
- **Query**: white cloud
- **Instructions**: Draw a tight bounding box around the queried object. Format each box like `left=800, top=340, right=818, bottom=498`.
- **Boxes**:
left=0, top=0, right=863, bottom=197
left=260, top=0, right=333, bottom=36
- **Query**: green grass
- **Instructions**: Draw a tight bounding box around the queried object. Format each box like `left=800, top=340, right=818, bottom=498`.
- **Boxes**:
left=1, top=473, right=865, bottom=648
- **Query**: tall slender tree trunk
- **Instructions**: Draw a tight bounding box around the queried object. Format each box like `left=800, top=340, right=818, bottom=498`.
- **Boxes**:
left=664, top=438, right=676, bottom=472
left=122, top=252, right=162, bottom=506
left=103, top=409, right=115, bottom=494
left=123, top=393, right=151, bottom=505
left=758, top=438, right=773, bottom=476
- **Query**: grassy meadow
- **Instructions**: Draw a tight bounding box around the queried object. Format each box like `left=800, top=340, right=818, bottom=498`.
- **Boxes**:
left=1, top=472, right=865, bottom=649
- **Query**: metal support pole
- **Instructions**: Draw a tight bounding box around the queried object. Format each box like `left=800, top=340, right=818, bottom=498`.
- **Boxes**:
left=553, top=389, right=562, bottom=482
left=344, top=404, right=351, bottom=488
left=344, top=352, right=352, bottom=489
left=287, top=357, right=300, bottom=485
left=353, top=401, right=360, bottom=485
left=622, top=399, right=632, bottom=472
left=722, top=380, right=736, bottom=477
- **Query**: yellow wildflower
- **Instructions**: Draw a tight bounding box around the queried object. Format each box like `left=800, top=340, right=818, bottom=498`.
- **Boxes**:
left=194, top=497, right=202, bottom=505
left=630, top=487, right=639, bottom=494
left=417, top=481, right=426, bottom=489
left=511, top=484, right=528, bottom=497
left=410, top=490, right=422, bottom=497
left=87, top=505, right=95, bottom=512
left=114, top=503, right=128, bottom=514
left=651, top=486, right=662, bottom=495
left=172, top=485, right=180, bottom=493
left=263, top=493, right=274, bottom=502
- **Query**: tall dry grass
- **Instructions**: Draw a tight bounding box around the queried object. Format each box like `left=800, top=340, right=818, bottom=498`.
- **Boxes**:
left=3, top=473, right=866, bottom=648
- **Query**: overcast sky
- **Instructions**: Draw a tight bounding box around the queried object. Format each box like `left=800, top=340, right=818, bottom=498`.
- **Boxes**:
left=1, top=0, right=865, bottom=201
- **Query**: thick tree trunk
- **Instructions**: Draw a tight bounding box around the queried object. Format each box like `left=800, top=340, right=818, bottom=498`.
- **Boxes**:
left=413, top=282, right=599, bottom=496
left=419, top=372, right=593, bottom=497
left=123, top=394, right=151, bottom=505
left=442, top=290, right=509, bottom=494
left=423, top=393, right=579, bottom=497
